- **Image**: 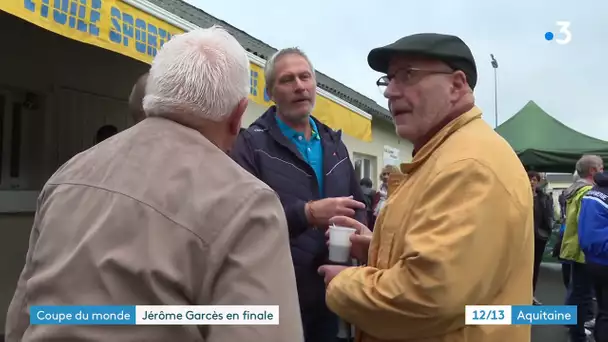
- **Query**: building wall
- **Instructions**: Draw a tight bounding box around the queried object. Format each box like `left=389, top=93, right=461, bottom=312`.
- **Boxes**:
left=345, top=119, right=412, bottom=187
left=242, top=101, right=267, bottom=127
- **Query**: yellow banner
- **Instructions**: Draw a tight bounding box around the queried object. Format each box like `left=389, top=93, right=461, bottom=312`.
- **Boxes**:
left=0, top=0, right=371, bottom=141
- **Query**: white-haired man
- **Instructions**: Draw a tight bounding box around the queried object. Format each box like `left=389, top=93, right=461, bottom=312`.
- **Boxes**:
left=5, top=26, right=303, bottom=342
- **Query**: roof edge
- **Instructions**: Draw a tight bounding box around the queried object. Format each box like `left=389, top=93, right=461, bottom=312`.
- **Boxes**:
left=123, top=0, right=373, bottom=120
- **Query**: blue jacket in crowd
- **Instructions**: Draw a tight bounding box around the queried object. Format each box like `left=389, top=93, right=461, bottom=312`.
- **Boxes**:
left=578, top=171, right=608, bottom=266
left=230, top=106, right=366, bottom=336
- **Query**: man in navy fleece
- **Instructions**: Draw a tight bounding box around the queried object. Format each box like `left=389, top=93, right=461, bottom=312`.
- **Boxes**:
left=231, top=47, right=366, bottom=342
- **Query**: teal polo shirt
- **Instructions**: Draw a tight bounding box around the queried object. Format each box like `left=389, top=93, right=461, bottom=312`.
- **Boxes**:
left=275, top=115, right=324, bottom=197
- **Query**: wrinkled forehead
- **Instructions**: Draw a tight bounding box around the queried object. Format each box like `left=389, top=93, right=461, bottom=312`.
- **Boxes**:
left=387, top=55, right=450, bottom=74
left=275, top=54, right=313, bottom=77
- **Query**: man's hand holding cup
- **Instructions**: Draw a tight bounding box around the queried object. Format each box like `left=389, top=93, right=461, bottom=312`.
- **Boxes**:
left=327, top=216, right=372, bottom=264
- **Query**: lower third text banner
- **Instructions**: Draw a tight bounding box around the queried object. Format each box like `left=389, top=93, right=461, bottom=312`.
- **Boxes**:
left=465, top=305, right=577, bottom=325
left=30, top=305, right=279, bottom=325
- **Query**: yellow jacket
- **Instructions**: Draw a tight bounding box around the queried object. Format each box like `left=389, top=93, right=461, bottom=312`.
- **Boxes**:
left=326, top=107, right=534, bottom=342
left=559, top=181, right=592, bottom=263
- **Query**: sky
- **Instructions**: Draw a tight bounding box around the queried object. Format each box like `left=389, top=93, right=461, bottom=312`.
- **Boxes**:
left=187, top=0, right=608, bottom=140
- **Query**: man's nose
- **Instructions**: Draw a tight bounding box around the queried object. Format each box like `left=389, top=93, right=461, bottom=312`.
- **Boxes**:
left=294, top=77, right=306, bottom=91
left=383, top=81, right=400, bottom=99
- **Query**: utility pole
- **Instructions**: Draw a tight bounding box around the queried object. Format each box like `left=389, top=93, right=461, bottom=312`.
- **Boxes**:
left=490, top=54, right=499, bottom=128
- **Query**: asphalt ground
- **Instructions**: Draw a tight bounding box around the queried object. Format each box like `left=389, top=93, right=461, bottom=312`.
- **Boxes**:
left=533, top=262, right=579, bottom=342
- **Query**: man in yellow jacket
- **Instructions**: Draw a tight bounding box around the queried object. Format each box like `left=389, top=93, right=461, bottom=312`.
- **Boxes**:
left=318, top=33, right=534, bottom=342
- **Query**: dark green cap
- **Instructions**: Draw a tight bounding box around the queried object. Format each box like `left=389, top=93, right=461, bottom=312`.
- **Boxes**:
left=367, top=33, right=478, bottom=89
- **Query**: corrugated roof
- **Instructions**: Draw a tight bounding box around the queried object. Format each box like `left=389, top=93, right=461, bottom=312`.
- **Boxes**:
left=145, top=0, right=393, bottom=122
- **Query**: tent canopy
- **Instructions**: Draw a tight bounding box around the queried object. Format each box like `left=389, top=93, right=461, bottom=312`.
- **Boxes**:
left=495, top=100, right=608, bottom=173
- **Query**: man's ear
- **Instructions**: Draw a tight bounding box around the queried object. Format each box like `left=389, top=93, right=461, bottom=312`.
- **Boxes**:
left=228, top=97, right=248, bottom=135
left=452, top=70, right=467, bottom=90
left=449, top=70, right=468, bottom=101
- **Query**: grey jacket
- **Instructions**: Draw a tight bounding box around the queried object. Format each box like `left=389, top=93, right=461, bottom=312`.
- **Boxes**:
left=6, top=117, right=303, bottom=342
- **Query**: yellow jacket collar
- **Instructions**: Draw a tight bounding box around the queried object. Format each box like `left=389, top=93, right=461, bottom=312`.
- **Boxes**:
left=401, top=106, right=482, bottom=174
left=386, top=106, right=483, bottom=197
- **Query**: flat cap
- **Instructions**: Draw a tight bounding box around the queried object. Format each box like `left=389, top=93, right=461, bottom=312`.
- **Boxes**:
left=367, top=33, right=477, bottom=89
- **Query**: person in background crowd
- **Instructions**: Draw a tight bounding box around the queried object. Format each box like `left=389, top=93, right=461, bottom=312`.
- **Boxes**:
left=553, top=179, right=597, bottom=336
left=5, top=26, right=303, bottom=342
left=318, top=33, right=533, bottom=342
left=94, top=124, right=118, bottom=144
left=553, top=176, right=579, bottom=290
left=553, top=218, right=571, bottom=289
left=547, top=191, right=556, bottom=221
left=578, top=170, right=608, bottom=342
left=561, top=154, right=604, bottom=342
left=231, top=47, right=366, bottom=342
left=359, top=177, right=376, bottom=229
left=372, top=165, right=398, bottom=220
left=559, top=189, right=567, bottom=221
left=128, top=72, right=149, bottom=124
left=528, top=171, right=554, bottom=306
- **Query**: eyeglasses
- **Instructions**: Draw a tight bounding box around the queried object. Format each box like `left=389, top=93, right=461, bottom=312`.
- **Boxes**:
left=376, top=67, right=454, bottom=94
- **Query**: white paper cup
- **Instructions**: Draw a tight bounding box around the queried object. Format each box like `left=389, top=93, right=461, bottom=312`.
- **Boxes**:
left=328, top=226, right=356, bottom=263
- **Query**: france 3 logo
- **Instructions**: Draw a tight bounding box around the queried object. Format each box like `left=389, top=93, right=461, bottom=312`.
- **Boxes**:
left=545, top=21, right=572, bottom=45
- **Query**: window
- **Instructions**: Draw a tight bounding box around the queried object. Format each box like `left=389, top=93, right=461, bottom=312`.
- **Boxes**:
left=250, top=70, right=258, bottom=96
left=0, top=89, right=46, bottom=191
left=0, top=90, right=22, bottom=188
left=353, top=153, right=376, bottom=186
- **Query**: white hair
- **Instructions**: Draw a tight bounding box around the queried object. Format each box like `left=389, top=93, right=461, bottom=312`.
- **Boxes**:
left=575, top=154, right=603, bottom=178
left=264, top=47, right=314, bottom=94
left=143, top=25, right=250, bottom=122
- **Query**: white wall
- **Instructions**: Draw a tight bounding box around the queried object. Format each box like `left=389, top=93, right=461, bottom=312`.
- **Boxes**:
left=242, top=101, right=268, bottom=127
left=344, top=119, right=412, bottom=187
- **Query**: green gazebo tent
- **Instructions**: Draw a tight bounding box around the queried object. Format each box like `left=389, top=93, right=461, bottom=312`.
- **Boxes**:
left=495, top=100, right=608, bottom=173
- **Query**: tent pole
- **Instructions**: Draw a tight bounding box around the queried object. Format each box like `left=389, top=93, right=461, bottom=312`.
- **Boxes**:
left=494, top=67, right=498, bottom=128
left=490, top=54, right=499, bottom=128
